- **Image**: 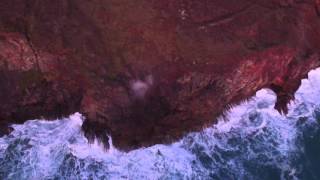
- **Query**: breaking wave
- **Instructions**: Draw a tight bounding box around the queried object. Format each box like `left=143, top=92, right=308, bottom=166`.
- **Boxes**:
left=1, top=68, right=320, bottom=179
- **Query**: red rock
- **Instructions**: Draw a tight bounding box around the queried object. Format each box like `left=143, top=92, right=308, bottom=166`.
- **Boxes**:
left=0, top=0, right=319, bottom=151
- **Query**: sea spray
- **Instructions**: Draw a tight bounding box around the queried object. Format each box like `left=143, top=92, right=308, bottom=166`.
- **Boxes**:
left=1, top=68, right=320, bottom=179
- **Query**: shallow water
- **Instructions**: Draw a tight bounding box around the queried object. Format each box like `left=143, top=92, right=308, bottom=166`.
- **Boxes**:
left=1, top=68, right=320, bottom=180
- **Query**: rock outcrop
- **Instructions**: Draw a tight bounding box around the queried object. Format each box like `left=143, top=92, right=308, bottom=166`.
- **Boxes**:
left=0, top=0, right=320, bottom=150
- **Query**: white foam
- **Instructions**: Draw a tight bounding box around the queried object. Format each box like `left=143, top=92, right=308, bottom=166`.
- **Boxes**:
left=1, top=68, right=320, bottom=179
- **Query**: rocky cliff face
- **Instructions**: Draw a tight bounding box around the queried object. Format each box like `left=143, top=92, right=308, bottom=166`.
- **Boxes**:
left=0, top=0, right=319, bottom=150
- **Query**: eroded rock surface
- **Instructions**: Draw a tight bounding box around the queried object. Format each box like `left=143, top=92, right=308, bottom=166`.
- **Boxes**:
left=0, top=0, right=320, bottom=150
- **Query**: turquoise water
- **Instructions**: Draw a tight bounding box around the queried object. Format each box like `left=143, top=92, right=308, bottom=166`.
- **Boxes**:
left=1, top=68, right=320, bottom=180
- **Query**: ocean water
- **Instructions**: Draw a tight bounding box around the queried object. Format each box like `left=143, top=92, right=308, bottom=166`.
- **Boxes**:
left=1, top=68, right=320, bottom=180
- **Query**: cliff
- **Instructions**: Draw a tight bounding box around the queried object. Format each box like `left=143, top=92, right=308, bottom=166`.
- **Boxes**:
left=0, top=0, right=320, bottom=150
